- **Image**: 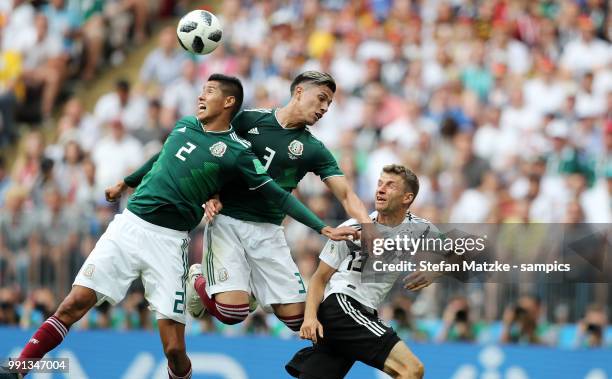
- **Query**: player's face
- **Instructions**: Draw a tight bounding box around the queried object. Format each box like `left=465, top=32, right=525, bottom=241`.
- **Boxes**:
left=375, top=173, right=413, bottom=213
left=295, top=84, right=333, bottom=126
left=197, top=81, right=227, bottom=122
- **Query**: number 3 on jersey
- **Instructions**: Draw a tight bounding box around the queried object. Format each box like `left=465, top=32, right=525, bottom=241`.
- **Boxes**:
left=176, top=142, right=196, bottom=161
left=262, top=147, right=275, bottom=171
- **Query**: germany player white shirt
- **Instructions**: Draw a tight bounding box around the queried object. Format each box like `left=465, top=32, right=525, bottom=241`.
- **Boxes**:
left=319, top=211, right=437, bottom=310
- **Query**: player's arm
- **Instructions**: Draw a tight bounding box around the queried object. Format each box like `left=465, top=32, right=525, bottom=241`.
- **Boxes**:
left=312, top=144, right=370, bottom=224
left=236, top=150, right=357, bottom=241
left=301, top=237, right=348, bottom=343
left=300, top=260, right=335, bottom=343
left=324, top=176, right=371, bottom=224
left=105, top=152, right=160, bottom=202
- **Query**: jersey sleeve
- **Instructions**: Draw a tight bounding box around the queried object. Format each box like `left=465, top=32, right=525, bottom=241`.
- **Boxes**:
left=311, top=142, right=344, bottom=180
left=319, top=239, right=350, bottom=269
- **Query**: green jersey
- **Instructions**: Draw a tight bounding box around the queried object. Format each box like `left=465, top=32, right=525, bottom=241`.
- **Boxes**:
left=220, top=108, right=343, bottom=225
left=125, top=116, right=326, bottom=232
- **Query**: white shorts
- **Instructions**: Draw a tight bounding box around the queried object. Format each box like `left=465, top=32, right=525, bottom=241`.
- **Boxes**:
left=73, top=209, right=190, bottom=324
left=203, top=214, right=306, bottom=310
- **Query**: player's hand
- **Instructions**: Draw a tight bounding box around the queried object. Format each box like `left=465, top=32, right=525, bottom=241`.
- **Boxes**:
left=403, top=271, right=436, bottom=291
left=105, top=181, right=129, bottom=202
left=321, top=226, right=359, bottom=241
left=300, top=317, right=324, bottom=343
left=203, top=197, right=223, bottom=221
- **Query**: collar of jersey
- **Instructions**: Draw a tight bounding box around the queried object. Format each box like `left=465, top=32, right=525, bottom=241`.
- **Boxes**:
left=199, top=120, right=234, bottom=134
left=273, top=108, right=306, bottom=131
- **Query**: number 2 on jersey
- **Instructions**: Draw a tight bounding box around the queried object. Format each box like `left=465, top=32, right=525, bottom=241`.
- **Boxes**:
left=175, top=142, right=196, bottom=161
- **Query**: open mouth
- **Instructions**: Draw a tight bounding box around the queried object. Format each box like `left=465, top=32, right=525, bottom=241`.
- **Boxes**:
left=315, top=112, right=322, bottom=120
left=376, top=195, right=386, bottom=202
left=198, top=103, right=207, bottom=111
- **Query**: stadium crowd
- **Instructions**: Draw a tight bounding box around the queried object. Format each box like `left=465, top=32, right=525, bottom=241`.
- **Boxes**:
left=0, top=0, right=610, bottom=348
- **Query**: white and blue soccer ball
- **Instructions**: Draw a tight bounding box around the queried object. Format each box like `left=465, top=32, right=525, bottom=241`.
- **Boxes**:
left=176, top=10, right=223, bottom=55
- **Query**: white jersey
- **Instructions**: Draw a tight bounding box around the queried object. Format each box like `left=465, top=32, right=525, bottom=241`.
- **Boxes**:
left=320, top=211, right=437, bottom=310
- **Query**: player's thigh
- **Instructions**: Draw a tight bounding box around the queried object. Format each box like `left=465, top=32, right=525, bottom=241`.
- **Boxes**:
left=272, top=302, right=305, bottom=318
left=203, top=215, right=251, bottom=296
left=383, top=341, right=424, bottom=379
left=286, top=346, right=354, bottom=379
left=214, top=290, right=250, bottom=305
left=140, top=231, right=190, bottom=324
left=73, top=214, right=140, bottom=306
left=246, top=224, right=306, bottom=309
left=319, top=294, right=401, bottom=371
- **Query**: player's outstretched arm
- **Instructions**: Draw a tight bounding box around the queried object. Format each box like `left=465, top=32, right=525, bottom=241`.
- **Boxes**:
left=323, top=176, right=371, bottom=224
left=237, top=150, right=357, bottom=240
left=300, top=261, right=335, bottom=343
left=258, top=180, right=357, bottom=241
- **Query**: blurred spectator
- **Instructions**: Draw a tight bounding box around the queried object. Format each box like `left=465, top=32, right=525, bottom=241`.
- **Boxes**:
left=30, top=157, right=59, bottom=207
left=0, top=48, right=19, bottom=147
left=161, top=59, right=200, bottom=121
left=57, top=97, right=100, bottom=153
left=576, top=304, right=608, bottom=348
left=560, top=16, right=610, bottom=75
left=575, top=71, right=607, bottom=118
left=0, top=157, right=12, bottom=207
left=140, top=26, right=187, bottom=89
left=437, top=296, right=481, bottom=342
left=501, top=295, right=548, bottom=345
left=0, top=287, right=20, bottom=325
left=134, top=99, right=166, bottom=145
left=74, top=158, right=98, bottom=215
left=92, top=119, right=143, bottom=192
left=19, top=13, right=67, bottom=119
left=19, top=288, right=57, bottom=328
left=244, top=310, right=271, bottom=335
left=54, top=140, right=85, bottom=203
left=93, top=79, right=148, bottom=131
left=388, top=295, right=429, bottom=342
left=0, top=186, right=36, bottom=289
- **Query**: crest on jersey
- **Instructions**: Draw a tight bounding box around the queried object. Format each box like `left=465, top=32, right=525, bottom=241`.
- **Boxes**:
left=84, top=264, right=95, bottom=278
left=288, top=140, right=303, bottom=158
left=217, top=268, right=229, bottom=282
left=210, top=142, right=227, bottom=157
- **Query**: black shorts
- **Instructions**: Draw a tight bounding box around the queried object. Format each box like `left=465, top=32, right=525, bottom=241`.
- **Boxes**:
left=286, top=293, right=401, bottom=379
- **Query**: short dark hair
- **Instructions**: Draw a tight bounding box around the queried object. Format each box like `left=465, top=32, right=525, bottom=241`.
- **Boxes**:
left=382, top=164, right=419, bottom=198
left=290, top=71, right=336, bottom=96
left=116, top=79, right=130, bottom=92
left=208, top=73, right=244, bottom=118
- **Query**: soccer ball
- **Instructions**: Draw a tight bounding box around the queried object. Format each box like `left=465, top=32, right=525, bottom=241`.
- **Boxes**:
left=176, top=10, right=222, bottom=55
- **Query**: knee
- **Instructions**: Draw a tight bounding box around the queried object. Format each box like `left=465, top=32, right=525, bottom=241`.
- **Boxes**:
left=56, top=291, right=94, bottom=324
left=163, top=341, right=186, bottom=362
